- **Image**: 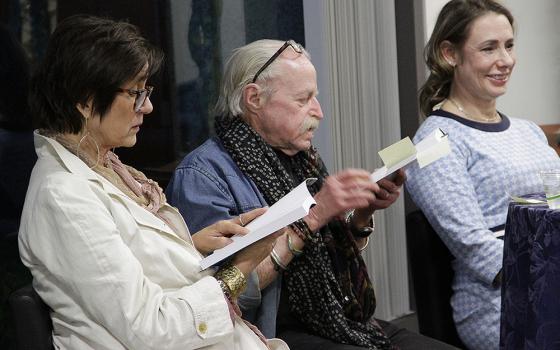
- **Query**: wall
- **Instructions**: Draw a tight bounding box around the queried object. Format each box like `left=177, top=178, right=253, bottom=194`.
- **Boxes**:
left=498, top=0, right=560, bottom=124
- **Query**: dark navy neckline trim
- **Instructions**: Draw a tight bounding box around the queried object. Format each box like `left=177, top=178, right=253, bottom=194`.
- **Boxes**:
left=431, top=109, right=510, bottom=132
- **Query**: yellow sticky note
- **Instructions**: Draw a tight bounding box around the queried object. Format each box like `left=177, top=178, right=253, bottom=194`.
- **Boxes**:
left=378, top=137, right=416, bottom=169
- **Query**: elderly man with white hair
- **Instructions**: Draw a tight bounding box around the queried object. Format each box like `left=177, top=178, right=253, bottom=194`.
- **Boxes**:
left=166, top=39, right=457, bottom=350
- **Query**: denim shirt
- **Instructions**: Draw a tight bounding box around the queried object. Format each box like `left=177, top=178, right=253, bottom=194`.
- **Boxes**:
left=166, top=136, right=281, bottom=338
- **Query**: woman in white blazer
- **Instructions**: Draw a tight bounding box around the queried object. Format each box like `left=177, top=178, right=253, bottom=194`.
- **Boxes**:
left=18, top=15, right=287, bottom=350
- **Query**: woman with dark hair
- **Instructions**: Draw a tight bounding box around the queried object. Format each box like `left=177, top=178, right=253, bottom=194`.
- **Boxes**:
left=19, top=15, right=287, bottom=350
left=406, top=1, right=560, bottom=349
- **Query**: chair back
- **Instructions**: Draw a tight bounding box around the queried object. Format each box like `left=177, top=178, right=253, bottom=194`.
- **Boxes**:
left=8, top=284, right=53, bottom=350
left=405, top=210, right=466, bottom=348
left=539, top=123, right=560, bottom=155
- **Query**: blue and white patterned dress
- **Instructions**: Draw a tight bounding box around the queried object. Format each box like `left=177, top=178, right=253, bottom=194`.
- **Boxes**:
left=405, top=109, right=560, bottom=350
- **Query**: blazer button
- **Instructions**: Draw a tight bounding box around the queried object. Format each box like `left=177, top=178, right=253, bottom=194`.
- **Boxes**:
left=198, top=322, right=208, bottom=334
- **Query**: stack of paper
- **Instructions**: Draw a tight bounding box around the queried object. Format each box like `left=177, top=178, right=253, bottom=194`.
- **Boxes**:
left=370, top=128, right=450, bottom=182
left=199, top=178, right=317, bottom=270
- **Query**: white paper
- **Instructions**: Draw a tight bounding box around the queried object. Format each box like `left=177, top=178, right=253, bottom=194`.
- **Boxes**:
left=370, top=154, right=417, bottom=182
left=415, top=128, right=451, bottom=168
left=370, top=128, right=450, bottom=183
left=199, top=178, right=317, bottom=270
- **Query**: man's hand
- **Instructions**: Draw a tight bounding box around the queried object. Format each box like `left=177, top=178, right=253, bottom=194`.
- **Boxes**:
left=352, top=169, right=405, bottom=226
left=306, top=169, right=379, bottom=231
left=372, top=169, right=405, bottom=209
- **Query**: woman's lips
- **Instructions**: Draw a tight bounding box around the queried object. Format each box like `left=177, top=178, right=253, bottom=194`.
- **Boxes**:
left=487, top=73, right=509, bottom=86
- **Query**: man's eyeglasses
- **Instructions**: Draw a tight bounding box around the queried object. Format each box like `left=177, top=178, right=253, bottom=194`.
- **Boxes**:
left=251, top=40, right=303, bottom=83
left=117, top=86, right=154, bottom=112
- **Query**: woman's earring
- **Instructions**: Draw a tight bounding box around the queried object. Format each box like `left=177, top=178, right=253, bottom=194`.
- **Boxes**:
left=76, top=117, right=101, bottom=169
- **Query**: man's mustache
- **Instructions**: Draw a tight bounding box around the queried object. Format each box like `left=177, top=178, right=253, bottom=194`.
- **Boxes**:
left=301, top=117, right=320, bottom=133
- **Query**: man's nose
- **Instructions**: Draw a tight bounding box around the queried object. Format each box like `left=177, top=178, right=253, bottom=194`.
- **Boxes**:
left=310, top=97, right=323, bottom=119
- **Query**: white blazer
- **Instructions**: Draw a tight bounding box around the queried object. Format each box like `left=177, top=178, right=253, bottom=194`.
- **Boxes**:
left=18, top=133, right=287, bottom=350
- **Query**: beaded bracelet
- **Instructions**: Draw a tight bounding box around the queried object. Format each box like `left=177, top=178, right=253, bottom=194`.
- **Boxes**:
left=287, top=235, right=304, bottom=257
left=290, top=222, right=307, bottom=242
left=291, top=219, right=314, bottom=242
left=297, top=218, right=313, bottom=237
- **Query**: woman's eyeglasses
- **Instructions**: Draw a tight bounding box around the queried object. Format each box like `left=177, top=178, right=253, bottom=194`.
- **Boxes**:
left=251, top=40, right=303, bottom=83
left=117, top=86, right=154, bottom=112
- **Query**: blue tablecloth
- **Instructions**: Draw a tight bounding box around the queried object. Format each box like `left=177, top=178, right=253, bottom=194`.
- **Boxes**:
left=500, top=194, right=560, bottom=350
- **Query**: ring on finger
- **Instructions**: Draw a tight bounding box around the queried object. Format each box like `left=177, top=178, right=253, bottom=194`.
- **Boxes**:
left=238, top=214, right=245, bottom=227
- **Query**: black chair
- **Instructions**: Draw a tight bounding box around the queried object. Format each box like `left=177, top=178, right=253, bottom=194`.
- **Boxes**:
left=8, top=284, right=53, bottom=350
left=405, top=210, right=466, bottom=348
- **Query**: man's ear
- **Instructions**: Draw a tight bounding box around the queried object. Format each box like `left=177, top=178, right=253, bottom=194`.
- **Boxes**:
left=242, top=83, right=264, bottom=114
left=440, top=40, right=458, bottom=67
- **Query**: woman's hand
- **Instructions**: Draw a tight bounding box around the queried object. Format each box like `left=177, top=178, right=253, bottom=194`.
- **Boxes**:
left=192, top=207, right=267, bottom=255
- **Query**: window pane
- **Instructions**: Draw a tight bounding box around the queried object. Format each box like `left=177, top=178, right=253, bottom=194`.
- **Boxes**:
left=4, top=0, right=304, bottom=188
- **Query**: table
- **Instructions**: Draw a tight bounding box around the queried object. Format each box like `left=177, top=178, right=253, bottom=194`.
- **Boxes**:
left=500, top=194, right=560, bottom=350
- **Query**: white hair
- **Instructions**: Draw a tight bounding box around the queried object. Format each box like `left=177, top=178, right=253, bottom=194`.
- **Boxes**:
left=213, top=39, right=310, bottom=118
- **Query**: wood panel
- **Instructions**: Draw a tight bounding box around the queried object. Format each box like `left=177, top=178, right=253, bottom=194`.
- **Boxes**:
left=540, top=124, right=560, bottom=156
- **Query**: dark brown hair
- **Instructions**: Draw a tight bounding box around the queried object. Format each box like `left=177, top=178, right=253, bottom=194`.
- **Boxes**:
left=418, top=0, right=514, bottom=117
left=30, top=15, right=164, bottom=134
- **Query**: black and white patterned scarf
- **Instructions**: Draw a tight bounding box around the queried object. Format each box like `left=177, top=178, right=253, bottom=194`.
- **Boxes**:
left=215, top=115, right=396, bottom=349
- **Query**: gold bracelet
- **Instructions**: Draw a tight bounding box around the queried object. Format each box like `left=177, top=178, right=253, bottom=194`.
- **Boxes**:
left=216, top=278, right=232, bottom=301
left=215, top=265, right=247, bottom=299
